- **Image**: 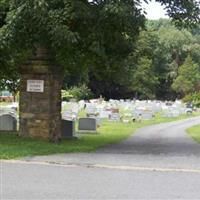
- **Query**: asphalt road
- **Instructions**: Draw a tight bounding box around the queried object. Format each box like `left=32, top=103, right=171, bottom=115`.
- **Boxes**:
left=1, top=116, right=200, bottom=200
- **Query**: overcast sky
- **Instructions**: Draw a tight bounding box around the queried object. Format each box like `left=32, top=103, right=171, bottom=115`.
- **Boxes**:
left=88, top=0, right=168, bottom=20
left=142, top=0, right=168, bottom=20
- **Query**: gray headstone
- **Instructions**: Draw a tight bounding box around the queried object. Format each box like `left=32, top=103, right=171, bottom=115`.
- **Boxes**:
left=99, top=110, right=110, bottom=119
left=132, top=109, right=143, bottom=119
left=109, top=113, right=120, bottom=122
left=78, top=118, right=97, bottom=132
left=61, top=120, right=76, bottom=139
left=141, top=112, right=153, bottom=120
left=0, top=114, right=17, bottom=131
left=62, top=110, right=77, bottom=121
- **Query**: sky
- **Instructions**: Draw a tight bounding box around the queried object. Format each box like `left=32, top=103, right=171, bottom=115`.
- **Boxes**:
left=88, top=0, right=168, bottom=20
left=142, top=0, right=168, bottom=20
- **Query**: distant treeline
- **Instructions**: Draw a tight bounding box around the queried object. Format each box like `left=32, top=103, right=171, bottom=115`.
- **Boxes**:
left=63, top=19, right=200, bottom=100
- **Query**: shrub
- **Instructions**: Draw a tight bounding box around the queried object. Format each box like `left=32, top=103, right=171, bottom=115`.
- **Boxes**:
left=182, top=92, right=200, bottom=108
left=61, top=90, right=73, bottom=101
left=62, top=84, right=93, bottom=101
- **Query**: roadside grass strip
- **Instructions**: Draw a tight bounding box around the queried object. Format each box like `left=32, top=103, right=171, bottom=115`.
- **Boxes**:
left=187, top=124, right=200, bottom=143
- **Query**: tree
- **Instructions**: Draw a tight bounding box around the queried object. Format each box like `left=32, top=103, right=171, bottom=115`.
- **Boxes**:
left=155, top=26, right=194, bottom=98
left=0, top=72, right=20, bottom=102
left=131, top=57, right=158, bottom=99
left=1, top=0, right=199, bottom=72
left=172, top=55, right=200, bottom=96
left=127, top=19, right=200, bottom=100
left=124, top=29, right=160, bottom=99
left=154, top=0, right=200, bottom=27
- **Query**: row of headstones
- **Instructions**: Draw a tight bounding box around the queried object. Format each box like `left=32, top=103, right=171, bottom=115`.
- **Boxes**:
left=62, top=107, right=155, bottom=122
left=0, top=104, right=97, bottom=136
left=162, top=106, right=193, bottom=117
left=0, top=100, right=192, bottom=133
left=62, top=118, right=98, bottom=139
left=0, top=112, right=96, bottom=139
left=79, top=101, right=190, bottom=119
left=61, top=110, right=155, bottom=139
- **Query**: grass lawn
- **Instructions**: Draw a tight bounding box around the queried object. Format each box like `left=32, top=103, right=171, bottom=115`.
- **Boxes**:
left=187, top=124, right=200, bottom=143
left=0, top=102, right=12, bottom=106
left=0, top=113, right=199, bottom=159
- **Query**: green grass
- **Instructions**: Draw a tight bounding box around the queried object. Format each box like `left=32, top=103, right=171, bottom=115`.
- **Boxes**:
left=0, top=113, right=199, bottom=159
left=187, top=124, right=200, bottom=143
left=0, top=102, right=12, bottom=106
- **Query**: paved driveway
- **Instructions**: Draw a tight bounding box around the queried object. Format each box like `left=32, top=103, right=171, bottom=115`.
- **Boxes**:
left=98, top=116, right=200, bottom=156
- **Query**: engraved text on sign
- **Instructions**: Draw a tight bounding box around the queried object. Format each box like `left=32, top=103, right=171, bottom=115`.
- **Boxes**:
left=27, top=80, right=44, bottom=93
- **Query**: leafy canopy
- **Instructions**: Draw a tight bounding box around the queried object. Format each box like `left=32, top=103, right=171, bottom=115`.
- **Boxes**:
left=0, top=0, right=199, bottom=65
left=0, top=0, right=200, bottom=99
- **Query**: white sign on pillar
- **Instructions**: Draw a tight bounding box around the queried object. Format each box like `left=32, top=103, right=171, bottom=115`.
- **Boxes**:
left=27, top=80, right=44, bottom=93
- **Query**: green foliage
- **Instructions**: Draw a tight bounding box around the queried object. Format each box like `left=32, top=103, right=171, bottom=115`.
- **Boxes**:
left=137, top=22, right=200, bottom=99
left=183, top=92, right=200, bottom=108
left=69, top=84, right=93, bottom=100
left=89, top=20, right=200, bottom=100
left=186, top=40, right=200, bottom=65
left=0, top=1, right=200, bottom=100
left=158, top=27, right=194, bottom=81
left=146, top=18, right=172, bottom=30
left=131, top=57, right=158, bottom=99
left=61, top=90, right=73, bottom=101
left=0, top=0, right=9, bottom=27
left=0, top=0, right=146, bottom=66
left=132, top=30, right=161, bottom=98
left=155, top=0, right=200, bottom=27
left=62, top=84, right=93, bottom=101
left=0, top=0, right=147, bottom=97
left=172, top=56, right=200, bottom=95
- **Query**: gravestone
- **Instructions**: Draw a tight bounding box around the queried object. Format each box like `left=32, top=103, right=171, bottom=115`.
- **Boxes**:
left=109, top=113, right=120, bottom=122
left=61, top=120, right=76, bottom=139
left=0, top=108, right=16, bottom=116
left=19, top=46, right=62, bottom=141
left=62, top=110, right=77, bottom=121
left=110, top=108, right=119, bottom=113
left=78, top=118, right=97, bottom=132
left=0, top=114, right=17, bottom=131
left=163, top=108, right=180, bottom=118
left=99, top=110, right=110, bottom=119
left=163, top=111, right=173, bottom=118
left=132, top=109, right=143, bottom=119
left=185, top=108, right=193, bottom=115
left=141, top=111, right=154, bottom=120
left=86, top=104, right=96, bottom=115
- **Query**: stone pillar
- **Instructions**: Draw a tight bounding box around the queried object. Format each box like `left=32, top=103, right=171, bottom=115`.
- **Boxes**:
left=19, top=47, right=62, bottom=142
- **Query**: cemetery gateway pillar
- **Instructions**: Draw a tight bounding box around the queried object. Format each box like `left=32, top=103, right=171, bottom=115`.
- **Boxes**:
left=19, top=47, right=62, bottom=142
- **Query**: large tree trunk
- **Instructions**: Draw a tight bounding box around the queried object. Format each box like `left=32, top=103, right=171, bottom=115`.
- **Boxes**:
left=19, top=45, right=63, bottom=142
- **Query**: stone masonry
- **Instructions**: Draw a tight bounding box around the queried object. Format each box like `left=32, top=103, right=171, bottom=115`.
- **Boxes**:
left=19, top=47, right=62, bottom=142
